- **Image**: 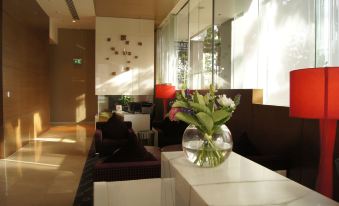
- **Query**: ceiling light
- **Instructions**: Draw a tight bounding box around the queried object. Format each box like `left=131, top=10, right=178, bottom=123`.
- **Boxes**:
left=72, top=19, right=76, bottom=23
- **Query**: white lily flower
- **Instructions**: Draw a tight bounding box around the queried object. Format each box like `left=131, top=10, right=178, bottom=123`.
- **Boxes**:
left=217, top=95, right=235, bottom=108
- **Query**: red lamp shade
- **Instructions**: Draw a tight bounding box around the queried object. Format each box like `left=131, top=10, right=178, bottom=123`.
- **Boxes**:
left=155, top=84, right=176, bottom=99
left=155, top=84, right=176, bottom=118
left=290, top=67, right=339, bottom=198
left=290, top=67, right=339, bottom=119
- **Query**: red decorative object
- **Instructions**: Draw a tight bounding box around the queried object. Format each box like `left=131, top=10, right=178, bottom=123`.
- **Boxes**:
left=290, top=67, right=339, bottom=198
left=155, top=84, right=176, bottom=119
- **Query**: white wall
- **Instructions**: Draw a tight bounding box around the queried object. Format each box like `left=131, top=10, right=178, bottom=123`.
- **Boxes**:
left=95, top=17, right=154, bottom=95
left=231, top=0, right=315, bottom=106
left=49, top=18, right=58, bottom=44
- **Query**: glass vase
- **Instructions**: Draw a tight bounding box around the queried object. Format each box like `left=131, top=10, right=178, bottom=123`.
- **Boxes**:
left=182, top=124, right=233, bottom=167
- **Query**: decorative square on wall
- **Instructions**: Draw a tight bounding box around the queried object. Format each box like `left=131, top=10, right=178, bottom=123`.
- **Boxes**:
left=115, top=51, right=119, bottom=55
left=134, top=56, right=138, bottom=59
left=107, top=37, right=111, bottom=42
left=124, top=67, right=130, bottom=71
left=111, top=47, right=115, bottom=51
left=138, top=42, right=142, bottom=46
left=125, top=41, right=129, bottom=45
left=121, top=35, right=127, bottom=40
left=128, top=52, right=132, bottom=55
left=127, top=61, right=131, bottom=64
left=111, top=72, right=116, bottom=76
left=106, top=57, right=110, bottom=60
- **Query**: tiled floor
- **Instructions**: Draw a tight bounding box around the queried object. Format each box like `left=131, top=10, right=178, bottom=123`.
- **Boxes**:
left=0, top=124, right=94, bottom=206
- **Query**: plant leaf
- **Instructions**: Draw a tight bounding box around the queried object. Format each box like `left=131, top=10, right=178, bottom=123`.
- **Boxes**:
left=181, top=90, right=186, bottom=98
left=172, top=101, right=189, bottom=108
left=214, top=114, right=232, bottom=126
left=189, top=102, right=211, bottom=114
left=212, top=110, right=230, bottom=123
left=175, top=112, right=200, bottom=126
left=193, top=91, right=205, bottom=106
left=234, top=94, right=241, bottom=107
left=197, top=93, right=205, bottom=105
left=196, top=112, right=213, bottom=134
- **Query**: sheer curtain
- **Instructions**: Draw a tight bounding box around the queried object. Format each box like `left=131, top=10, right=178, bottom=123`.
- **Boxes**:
left=231, top=0, right=315, bottom=106
left=156, top=15, right=178, bottom=86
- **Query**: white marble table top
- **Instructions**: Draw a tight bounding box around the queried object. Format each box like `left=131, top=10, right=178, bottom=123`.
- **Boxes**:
left=161, top=151, right=339, bottom=206
left=94, top=178, right=175, bottom=206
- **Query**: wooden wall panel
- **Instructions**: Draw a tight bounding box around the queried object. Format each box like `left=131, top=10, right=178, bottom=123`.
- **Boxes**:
left=50, top=29, right=97, bottom=123
left=2, top=0, right=50, bottom=157
left=0, top=0, right=3, bottom=158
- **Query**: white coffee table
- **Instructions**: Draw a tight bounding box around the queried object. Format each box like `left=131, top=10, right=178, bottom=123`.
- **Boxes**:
left=94, top=178, right=175, bottom=206
left=161, top=151, right=339, bottom=206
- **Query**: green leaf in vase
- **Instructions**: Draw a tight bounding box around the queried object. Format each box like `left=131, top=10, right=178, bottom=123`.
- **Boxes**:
left=212, top=110, right=230, bottom=123
left=172, top=101, right=189, bottom=108
left=189, top=102, right=211, bottom=114
left=193, top=91, right=205, bottom=106
left=197, top=94, right=205, bottom=105
left=175, top=112, right=200, bottom=126
left=196, top=112, right=214, bottom=134
left=181, top=90, right=186, bottom=98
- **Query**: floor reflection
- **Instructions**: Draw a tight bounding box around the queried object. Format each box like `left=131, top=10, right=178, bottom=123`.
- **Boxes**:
left=0, top=124, right=94, bottom=206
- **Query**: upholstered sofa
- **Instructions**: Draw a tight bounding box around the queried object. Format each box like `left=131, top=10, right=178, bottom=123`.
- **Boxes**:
left=94, top=116, right=161, bottom=181
left=94, top=146, right=161, bottom=181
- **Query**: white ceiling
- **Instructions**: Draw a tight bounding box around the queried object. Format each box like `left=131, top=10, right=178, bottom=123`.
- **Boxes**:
left=36, top=0, right=96, bottom=29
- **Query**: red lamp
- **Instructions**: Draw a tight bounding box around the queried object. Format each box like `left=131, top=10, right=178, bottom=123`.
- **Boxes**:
left=290, top=67, right=339, bottom=198
left=155, top=84, right=176, bottom=118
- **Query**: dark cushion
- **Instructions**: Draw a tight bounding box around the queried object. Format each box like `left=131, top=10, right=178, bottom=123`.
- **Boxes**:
left=104, top=131, right=156, bottom=162
left=101, top=113, right=128, bottom=140
left=233, top=132, right=258, bottom=156
left=154, top=117, right=188, bottom=147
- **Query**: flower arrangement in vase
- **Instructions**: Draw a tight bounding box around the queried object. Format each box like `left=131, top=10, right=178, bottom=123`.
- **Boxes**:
left=169, top=85, right=240, bottom=167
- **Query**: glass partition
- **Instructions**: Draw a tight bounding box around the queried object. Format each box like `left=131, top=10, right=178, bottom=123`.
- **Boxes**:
left=316, top=0, right=339, bottom=67
left=188, top=0, right=213, bottom=89
left=175, top=3, right=189, bottom=88
left=156, top=0, right=338, bottom=106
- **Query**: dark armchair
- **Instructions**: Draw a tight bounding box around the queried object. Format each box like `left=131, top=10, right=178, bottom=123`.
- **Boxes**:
left=152, top=117, right=188, bottom=148
left=95, top=121, right=132, bottom=156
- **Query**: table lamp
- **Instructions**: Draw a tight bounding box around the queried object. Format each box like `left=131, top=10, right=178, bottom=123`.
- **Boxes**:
left=290, top=67, right=339, bottom=198
left=155, top=84, right=176, bottom=119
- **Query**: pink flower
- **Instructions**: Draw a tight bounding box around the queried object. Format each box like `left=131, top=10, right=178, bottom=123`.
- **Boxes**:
left=169, top=108, right=181, bottom=121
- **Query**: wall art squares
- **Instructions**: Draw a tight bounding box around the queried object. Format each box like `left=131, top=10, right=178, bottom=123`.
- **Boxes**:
left=120, top=35, right=127, bottom=40
left=107, top=37, right=111, bottom=42
left=111, top=47, right=115, bottom=51
left=124, top=67, right=130, bottom=71
left=134, top=56, right=138, bottom=59
left=125, top=41, right=129, bottom=45
left=106, top=57, right=110, bottom=60
left=115, top=51, right=119, bottom=55
left=128, top=52, right=132, bottom=55
left=127, top=61, right=131, bottom=64
left=111, top=72, right=116, bottom=76
left=138, top=42, right=142, bottom=46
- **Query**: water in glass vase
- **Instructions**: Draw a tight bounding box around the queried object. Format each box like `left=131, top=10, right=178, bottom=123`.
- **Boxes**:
left=182, top=124, right=233, bottom=167
left=182, top=140, right=232, bottom=167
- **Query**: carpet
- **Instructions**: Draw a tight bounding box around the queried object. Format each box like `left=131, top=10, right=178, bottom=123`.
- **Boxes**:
left=73, top=142, right=98, bottom=206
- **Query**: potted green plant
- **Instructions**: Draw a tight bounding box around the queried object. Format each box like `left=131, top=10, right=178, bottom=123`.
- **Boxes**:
left=118, top=95, right=133, bottom=111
